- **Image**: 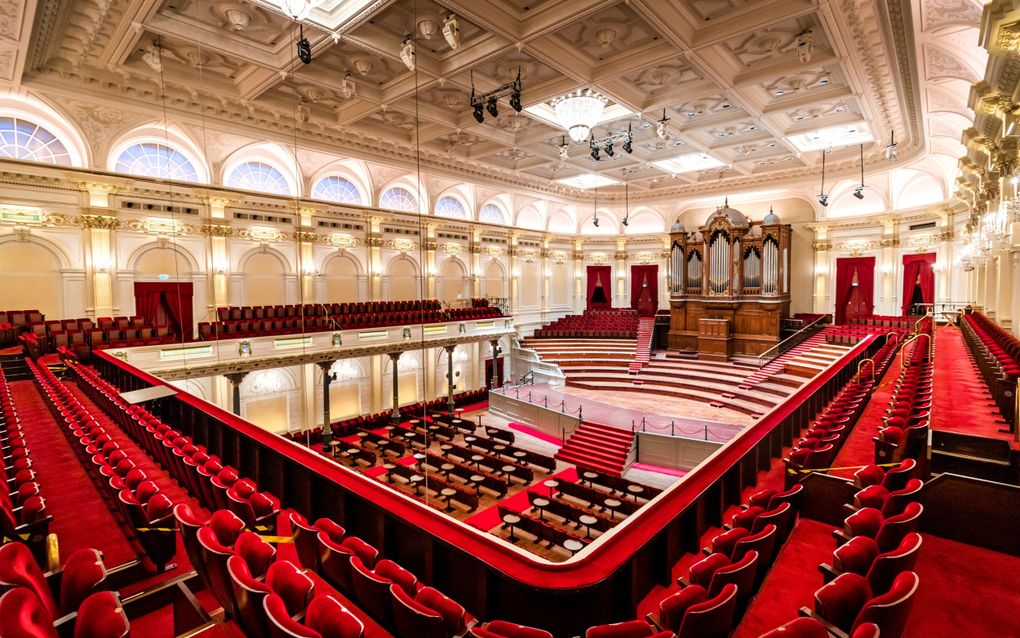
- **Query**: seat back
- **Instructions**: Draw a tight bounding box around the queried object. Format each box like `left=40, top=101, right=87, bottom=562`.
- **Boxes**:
left=732, top=524, right=777, bottom=566
left=758, top=617, right=829, bottom=638
left=0, top=542, right=57, bottom=619
left=288, top=511, right=320, bottom=570
left=881, top=479, right=923, bottom=517
left=881, top=459, right=916, bottom=491
left=317, top=533, right=355, bottom=594
left=60, top=548, right=106, bottom=614
left=874, top=502, right=922, bottom=552
left=675, top=583, right=738, bottom=638
left=584, top=619, right=657, bottom=637
left=390, top=584, right=449, bottom=638
left=73, top=591, right=129, bottom=638
left=198, top=526, right=241, bottom=620
left=814, top=573, right=871, bottom=633
left=263, top=593, right=318, bottom=638
left=866, top=533, right=922, bottom=594
left=752, top=502, right=792, bottom=541
left=0, top=587, right=58, bottom=638
left=305, top=594, right=364, bottom=638
left=349, top=555, right=392, bottom=621
left=226, top=555, right=272, bottom=638
left=708, top=550, right=757, bottom=600
left=853, top=571, right=919, bottom=638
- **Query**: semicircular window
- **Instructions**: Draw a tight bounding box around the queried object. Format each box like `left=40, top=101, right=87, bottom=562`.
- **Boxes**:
left=0, top=116, right=72, bottom=166
left=115, top=142, right=200, bottom=182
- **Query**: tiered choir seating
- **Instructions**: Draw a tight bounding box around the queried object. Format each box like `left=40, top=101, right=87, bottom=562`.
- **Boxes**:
left=0, top=309, right=44, bottom=346
left=533, top=309, right=639, bottom=339
left=960, top=311, right=1020, bottom=425
left=826, top=316, right=928, bottom=346
left=872, top=338, right=932, bottom=465
left=15, top=314, right=172, bottom=358
left=199, top=299, right=502, bottom=341
left=0, top=370, right=50, bottom=561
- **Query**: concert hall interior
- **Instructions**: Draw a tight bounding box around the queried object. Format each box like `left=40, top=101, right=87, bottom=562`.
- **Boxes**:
left=2, top=0, right=1020, bottom=636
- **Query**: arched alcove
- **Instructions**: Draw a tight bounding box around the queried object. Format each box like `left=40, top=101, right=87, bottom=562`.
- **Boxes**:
left=388, top=257, right=419, bottom=300
left=323, top=254, right=360, bottom=302
left=481, top=260, right=506, bottom=299
left=438, top=258, right=467, bottom=303
left=134, top=246, right=194, bottom=278
left=243, top=252, right=287, bottom=306
left=0, top=241, right=62, bottom=317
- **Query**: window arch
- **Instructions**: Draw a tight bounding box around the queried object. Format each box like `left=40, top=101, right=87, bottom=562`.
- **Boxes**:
left=379, top=186, right=419, bottom=212
left=226, top=161, right=293, bottom=195
left=312, top=175, right=364, bottom=205
left=114, top=142, right=200, bottom=182
left=0, top=116, right=73, bottom=166
left=478, top=203, right=506, bottom=225
left=435, top=196, right=467, bottom=219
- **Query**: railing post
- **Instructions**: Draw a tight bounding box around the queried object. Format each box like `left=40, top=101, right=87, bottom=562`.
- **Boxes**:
left=671, top=420, right=675, bottom=436
left=704, top=424, right=709, bottom=440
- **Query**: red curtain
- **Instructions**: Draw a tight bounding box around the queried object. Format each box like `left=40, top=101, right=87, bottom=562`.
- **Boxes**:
left=834, top=257, right=875, bottom=324
left=586, top=266, right=612, bottom=310
left=134, top=282, right=194, bottom=342
left=901, top=252, right=935, bottom=315
left=630, top=265, right=658, bottom=316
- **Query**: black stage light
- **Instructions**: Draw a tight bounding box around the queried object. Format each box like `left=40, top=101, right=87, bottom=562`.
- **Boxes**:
left=853, top=186, right=864, bottom=200
left=593, top=217, right=599, bottom=227
left=818, top=194, right=829, bottom=207
left=297, top=37, right=312, bottom=64
left=509, top=90, right=522, bottom=112
left=473, top=102, right=484, bottom=123
left=623, top=139, right=632, bottom=154
left=604, top=142, right=614, bottom=157
left=486, top=96, right=499, bottom=118
left=590, top=146, right=600, bottom=161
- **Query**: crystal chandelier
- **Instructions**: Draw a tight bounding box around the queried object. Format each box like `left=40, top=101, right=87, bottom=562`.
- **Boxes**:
left=552, top=89, right=608, bottom=142
left=281, top=0, right=313, bottom=20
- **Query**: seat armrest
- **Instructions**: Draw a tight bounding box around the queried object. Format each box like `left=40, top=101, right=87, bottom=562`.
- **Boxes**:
left=645, top=612, right=666, bottom=633
left=831, top=529, right=852, bottom=546
left=797, top=608, right=849, bottom=638
left=675, top=577, right=691, bottom=588
left=701, top=547, right=711, bottom=556
left=818, top=562, right=840, bottom=583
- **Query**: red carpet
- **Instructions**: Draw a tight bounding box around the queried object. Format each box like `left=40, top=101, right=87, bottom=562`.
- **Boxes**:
left=731, top=518, right=837, bottom=638
left=463, top=467, right=580, bottom=531
left=828, top=349, right=905, bottom=478
left=508, top=422, right=563, bottom=447
left=904, top=534, right=1020, bottom=637
left=554, top=422, right=634, bottom=476
left=6, top=380, right=138, bottom=566
left=930, top=324, right=1012, bottom=442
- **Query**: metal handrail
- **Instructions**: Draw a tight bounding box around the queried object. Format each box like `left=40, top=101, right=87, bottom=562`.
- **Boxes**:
left=757, top=315, right=829, bottom=367
left=899, top=333, right=932, bottom=367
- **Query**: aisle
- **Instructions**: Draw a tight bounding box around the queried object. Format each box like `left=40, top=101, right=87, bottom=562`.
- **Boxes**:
left=930, top=324, right=1009, bottom=440
left=7, top=380, right=137, bottom=566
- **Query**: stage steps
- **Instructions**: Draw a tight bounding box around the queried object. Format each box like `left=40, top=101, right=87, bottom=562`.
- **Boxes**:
left=628, top=317, right=656, bottom=374
left=0, top=354, right=31, bottom=381
left=554, top=422, right=635, bottom=476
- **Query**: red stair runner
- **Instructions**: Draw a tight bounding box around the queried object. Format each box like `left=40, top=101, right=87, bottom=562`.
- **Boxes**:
left=744, top=332, right=828, bottom=386
left=628, top=317, right=656, bottom=374
left=554, top=421, right=635, bottom=476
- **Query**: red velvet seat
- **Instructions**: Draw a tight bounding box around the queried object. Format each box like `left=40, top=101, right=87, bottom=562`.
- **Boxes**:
left=585, top=619, right=672, bottom=638
left=304, top=594, right=365, bottom=638
left=0, top=586, right=58, bottom=638
left=472, top=620, right=553, bottom=638
left=264, top=593, right=316, bottom=638
left=810, top=571, right=919, bottom=638
left=60, top=548, right=107, bottom=614
left=199, top=526, right=242, bottom=620
left=674, top=582, right=738, bottom=638
left=235, top=531, right=277, bottom=579
left=759, top=617, right=828, bottom=638
left=288, top=511, right=321, bottom=570
left=391, top=585, right=465, bottom=638
left=74, top=591, right=129, bottom=638
left=227, top=555, right=273, bottom=638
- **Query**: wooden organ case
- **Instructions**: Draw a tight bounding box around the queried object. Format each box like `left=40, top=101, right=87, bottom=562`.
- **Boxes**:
left=667, top=205, right=792, bottom=359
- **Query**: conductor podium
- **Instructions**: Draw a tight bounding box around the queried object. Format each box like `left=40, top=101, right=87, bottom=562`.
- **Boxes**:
left=668, top=203, right=792, bottom=359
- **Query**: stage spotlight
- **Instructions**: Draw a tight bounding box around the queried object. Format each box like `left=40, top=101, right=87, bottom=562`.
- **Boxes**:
left=604, top=141, right=614, bottom=157
left=623, top=139, right=632, bottom=154
left=593, top=216, right=599, bottom=227
left=509, top=90, right=522, bottom=112
left=558, top=136, right=569, bottom=161
left=486, top=96, right=499, bottom=118
left=442, top=14, right=460, bottom=49
left=297, top=26, right=312, bottom=64
left=622, top=216, right=628, bottom=226
left=400, top=37, right=415, bottom=71
left=590, top=145, right=600, bottom=161
left=473, top=102, right=484, bottom=123
left=818, top=194, right=829, bottom=206
left=853, top=186, right=864, bottom=199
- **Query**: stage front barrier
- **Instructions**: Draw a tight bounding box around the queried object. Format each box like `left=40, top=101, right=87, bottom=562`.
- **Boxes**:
left=91, top=334, right=879, bottom=637
left=488, top=388, right=581, bottom=442
left=634, top=431, right=723, bottom=471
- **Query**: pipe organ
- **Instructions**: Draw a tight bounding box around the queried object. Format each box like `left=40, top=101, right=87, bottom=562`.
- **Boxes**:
left=667, top=204, right=792, bottom=358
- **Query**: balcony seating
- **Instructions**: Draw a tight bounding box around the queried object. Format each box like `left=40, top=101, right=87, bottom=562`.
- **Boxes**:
left=800, top=571, right=919, bottom=638
left=73, top=590, right=130, bottom=638
left=851, top=479, right=923, bottom=518
left=852, top=458, right=916, bottom=490
left=390, top=584, right=467, bottom=638
left=533, top=309, right=639, bottom=339
left=0, top=372, right=51, bottom=559
left=200, top=299, right=501, bottom=342
left=584, top=619, right=674, bottom=637
left=470, top=620, right=553, bottom=638
left=760, top=617, right=881, bottom=638
left=643, top=582, right=738, bottom=638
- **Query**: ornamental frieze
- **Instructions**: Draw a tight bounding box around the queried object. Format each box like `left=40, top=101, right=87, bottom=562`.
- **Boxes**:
left=202, top=224, right=234, bottom=237
left=77, top=214, right=121, bottom=230
left=614, top=251, right=628, bottom=260
left=294, top=231, right=318, bottom=243
left=469, top=244, right=484, bottom=254
left=812, top=241, right=833, bottom=252
left=879, top=238, right=900, bottom=248
left=368, top=237, right=386, bottom=247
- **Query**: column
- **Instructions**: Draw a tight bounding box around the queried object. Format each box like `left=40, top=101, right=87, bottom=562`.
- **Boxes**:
left=368, top=216, right=383, bottom=300
left=812, top=227, right=830, bottom=314
left=489, top=339, right=500, bottom=388
left=317, top=361, right=335, bottom=438
left=880, top=220, right=897, bottom=315
left=425, top=223, right=438, bottom=299
left=615, top=239, right=627, bottom=307
left=986, top=256, right=998, bottom=318
left=976, top=261, right=987, bottom=309
left=509, top=233, right=520, bottom=314
left=573, top=240, right=584, bottom=313
left=225, top=372, right=248, bottom=416
left=1012, top=249, right=1020, bottom=337
left=389, top=352, right=402, bottom=423
left=444, top=345, right=456, bottom=413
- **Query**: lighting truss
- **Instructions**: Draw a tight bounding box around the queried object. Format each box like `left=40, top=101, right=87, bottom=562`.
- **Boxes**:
left=588, top=125, right=633, bottom=162
left=470, top=69, right=522, bottom=123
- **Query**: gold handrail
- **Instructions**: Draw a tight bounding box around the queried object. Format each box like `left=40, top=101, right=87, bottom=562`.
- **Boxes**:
left=856, top=357, right=875, bottom=381
left=900, top=333, right=932, bottom=367
left=886, top=331, right=899, bottom=345
left=911, top=313, right=932, bottom=336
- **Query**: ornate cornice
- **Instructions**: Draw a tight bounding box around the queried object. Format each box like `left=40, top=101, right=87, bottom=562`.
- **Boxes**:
left=77, top=214, right=120, bottom=230
left=294, top=231, right=318, bottom=243
left=202, top=224, right=234, bottom=237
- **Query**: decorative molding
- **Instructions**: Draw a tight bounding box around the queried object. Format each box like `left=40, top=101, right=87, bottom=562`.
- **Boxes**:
left=202, top=224, right=234, bottom=237
left=813, top=240, right=833, bottom=251
left=879, top=238, right=901, bottom=248
left=294, top=231, right=318, bottom=243
left=77, top=214, right=121, bottom=230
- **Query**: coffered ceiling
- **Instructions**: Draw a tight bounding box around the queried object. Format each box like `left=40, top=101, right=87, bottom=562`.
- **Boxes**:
left=11, top=0, right=986, bottom=202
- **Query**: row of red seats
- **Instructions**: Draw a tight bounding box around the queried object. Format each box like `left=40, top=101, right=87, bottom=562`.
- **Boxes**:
left=216, top=299, right=445, bottom=322
left=963, top=312, right=1020, bottom=380
left=0, top=542, right=129, bottom=638
left=70, top=365, right=279, bottom=529
left=847, top=315, right=916, bottom=328
left=1, top=309, right=44, bottom=346
left=0, top=371, right=49, bottom=557
left=26, top=358, right=178, bottom=572
left=534, top=313, right=638, bottom=339
left=872, top=338, right=932, bottom=466
left=760, top=462, right=924, bottom=638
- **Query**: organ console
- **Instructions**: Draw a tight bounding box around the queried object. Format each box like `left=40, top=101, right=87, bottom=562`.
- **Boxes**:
left=668, top=202, right=792, bottom=358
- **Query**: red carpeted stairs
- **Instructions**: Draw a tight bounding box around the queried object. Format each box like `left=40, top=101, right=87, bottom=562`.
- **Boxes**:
left=554, top=422, right=635, bottom=476
left=743, top=333, right=828, bottom=386
left=628, top=317, right=656, bottom=375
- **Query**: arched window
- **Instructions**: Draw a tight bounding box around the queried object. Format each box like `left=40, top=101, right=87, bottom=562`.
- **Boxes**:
left=312, top=175, right=364, bottom=205
left=478, top=204, right=506, bottom=225
left=0, top=116, right=72, bottom=165
left=379, top=186, right=419, bottom=212
left=435, top=196, right=467, bottom=219
left=226, top=161, right=292, bottom=195
left=114, top=142, right=200, bottom=182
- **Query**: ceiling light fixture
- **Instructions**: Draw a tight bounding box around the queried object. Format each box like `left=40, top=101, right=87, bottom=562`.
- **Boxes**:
left=341, top=72, right=355, bottom=98
left=853, top=143, right=865, bottom=199
left=558, top=136, right=569, bottom=161
left=588, top=127, right=634, bottom=162
left=400, top=37, right=415, bottom=71
left=656, top=109, right=670, bottom=139
left=469, top=68, right=522, bottom=123
left=592, top=188, right=599, bottom=227
left=553, top=89, right=608, bottom=142
left=818, top=148, right=830, bottom=206
left=622, top=183, right=630, bottom=227
left=884, top=130, right=897, bottom=161
left=590, top=139, right=601, bottom=161
left=296, top=24, right=312, bottom=64
left=282, top=0, right=313, bottom=20
left=442, top=14, right=460, bottom=49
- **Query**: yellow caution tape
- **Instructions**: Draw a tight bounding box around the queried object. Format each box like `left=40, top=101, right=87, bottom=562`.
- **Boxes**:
left=258, top=535, right=295, bottom=544
left=786, top=462, right=902, bottom=475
